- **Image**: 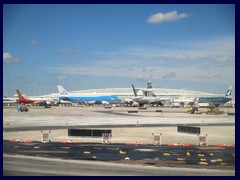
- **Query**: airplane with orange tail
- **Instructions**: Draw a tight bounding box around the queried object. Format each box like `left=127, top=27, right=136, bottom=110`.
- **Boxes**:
left=16, top=89, right=55, bottom=105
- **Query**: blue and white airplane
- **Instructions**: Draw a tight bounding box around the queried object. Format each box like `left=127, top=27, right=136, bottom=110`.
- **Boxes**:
left=195, top=85, right=232, bottom=107
left=57, top=85, right=121, bottom=105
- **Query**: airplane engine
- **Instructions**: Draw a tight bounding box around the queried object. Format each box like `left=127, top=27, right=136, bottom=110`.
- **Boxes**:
left=45, top=100, right=51, bottom=105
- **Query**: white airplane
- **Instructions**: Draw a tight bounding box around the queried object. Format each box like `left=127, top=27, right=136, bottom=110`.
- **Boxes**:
left=131, top=84, right=164, bottom=107
left=3, top=97, right=18, bottom=106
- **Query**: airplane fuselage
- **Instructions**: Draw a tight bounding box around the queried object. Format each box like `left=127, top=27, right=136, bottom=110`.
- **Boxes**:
left=17, top=98, right=35, bottom=104
left=132, top=96, right=164, bottom=106
left=196, top=96, right=232, bottom=106
left=59, top=95, right=121, bottom=103
left=133, top=96, right=162, bottom=103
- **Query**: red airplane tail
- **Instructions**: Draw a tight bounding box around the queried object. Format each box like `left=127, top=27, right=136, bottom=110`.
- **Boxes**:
left=16, top=89, right=25, bottom=100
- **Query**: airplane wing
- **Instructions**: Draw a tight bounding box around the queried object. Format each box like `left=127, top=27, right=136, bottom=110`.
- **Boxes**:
left=32, top=100, right=46, bottom=104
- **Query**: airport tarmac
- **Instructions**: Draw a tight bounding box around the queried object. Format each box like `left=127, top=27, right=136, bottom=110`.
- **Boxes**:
left=3, top=106, right=235, bottom=176
left=3, top=106, right=235, bottom=145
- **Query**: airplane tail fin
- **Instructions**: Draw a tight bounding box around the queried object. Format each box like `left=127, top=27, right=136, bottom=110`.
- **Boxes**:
left=57, top=85, right=68, bottom=95
left=132, top=84, right=138, bottom=97
left=16, top=89, right=24, bottom=99
left=225, top=85, right=232, bottom=96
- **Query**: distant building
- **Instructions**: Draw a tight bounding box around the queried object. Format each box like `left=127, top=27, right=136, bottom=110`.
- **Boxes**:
left=64, top=87, right=221, bottom=100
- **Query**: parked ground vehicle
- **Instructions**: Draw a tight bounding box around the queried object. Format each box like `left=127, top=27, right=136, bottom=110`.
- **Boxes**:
left=17, top=104, right=28, bottom=112
left=187, top=106, right=202, bottom=114
left=206, top=106, right=224, bottom=115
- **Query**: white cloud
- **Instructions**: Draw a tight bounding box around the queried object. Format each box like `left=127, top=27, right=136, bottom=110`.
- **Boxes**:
left=31, top=40, right=37, bottom=45
left=46, top=62, right=234, bottom=85
left=136, top=68, right=154, bottom=82
left=162, top=72, right=176, bottom=79
left=95, top=37, right=233, bottom=64
left=3, top=52, right=20, bottom=63
left=57, top=76, right=67, bottom=80
left=211, top=55, right=234, bottom=63
left=175, top=53, right=191, bottom=60
left=136, top=74, right=151, bottom=82
left=45, top=36, right=234, bottom=85
left=194, top=73, right=222, bottom=79
left=3, top=52, right=11, bottom=60
left=147, top=11, right=190, bottom=24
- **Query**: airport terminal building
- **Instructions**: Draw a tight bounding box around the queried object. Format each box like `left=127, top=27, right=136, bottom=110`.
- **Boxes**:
left=6, top=82, right=233, bottom=107
left=67, top=87, right=218, bottom=99
left=62, top=87, right=236, bottom=107
left=64, top=81, right=221, bottom=99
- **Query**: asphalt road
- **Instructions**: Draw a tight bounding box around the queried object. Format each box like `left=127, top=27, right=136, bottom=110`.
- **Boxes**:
left=3, top=155, right=235, bottom=176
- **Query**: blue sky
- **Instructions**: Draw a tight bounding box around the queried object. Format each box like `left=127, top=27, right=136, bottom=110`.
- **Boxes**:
left=3, top=4, right=235, bottom=97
